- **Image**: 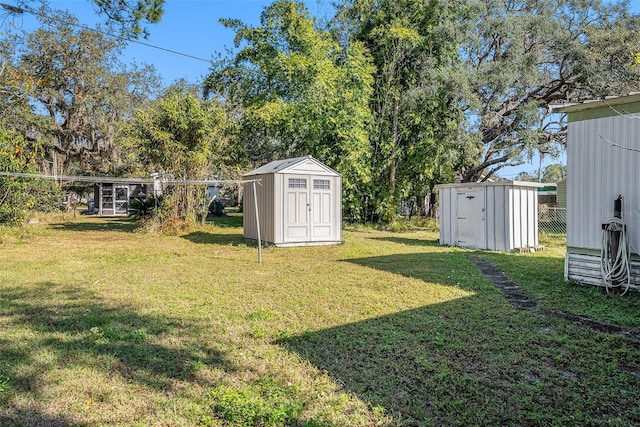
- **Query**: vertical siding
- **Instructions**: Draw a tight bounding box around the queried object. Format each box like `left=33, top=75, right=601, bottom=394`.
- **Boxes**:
left=557, top=180, right=567, bottom=208
left=243, top=174, right=276, bottom=244
left=334, top=176, right=342, bottom=242
left=438, top=187, right=454, bottom=245
left=488, top=185, right=509, bottom=252
left=568, top=115, right=640, bottom=252
left=273, top=174, right=283, bottom=244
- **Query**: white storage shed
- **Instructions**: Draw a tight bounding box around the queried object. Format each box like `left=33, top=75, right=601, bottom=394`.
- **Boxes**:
left=243, top=156, right=342, bottom=247
left=435, top=181, right=542, bottom=251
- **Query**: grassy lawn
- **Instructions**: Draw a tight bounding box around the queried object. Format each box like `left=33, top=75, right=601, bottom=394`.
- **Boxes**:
left=1, top=214, right=640, bottom=426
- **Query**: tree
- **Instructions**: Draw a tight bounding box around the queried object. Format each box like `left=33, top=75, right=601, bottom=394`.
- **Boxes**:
left=4, top=11, right=159, bottom=176
left=121, top=83, right=230, bottom=224
left=336, top=0, right=463, bottom=221
left=11, top=0, right=165, bottom=38
left=541, top=163, right=566, bottom=183
left=455, top=0, right=640, bottom=182
left=0, top=127, right=62, bottom=224
left=206, top=0, right=375, bottom=221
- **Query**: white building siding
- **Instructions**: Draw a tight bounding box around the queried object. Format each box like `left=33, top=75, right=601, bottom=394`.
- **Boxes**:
left=567, top=114, right=640, bottom=253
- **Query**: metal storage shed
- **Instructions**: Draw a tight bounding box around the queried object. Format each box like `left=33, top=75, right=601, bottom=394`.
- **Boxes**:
left=243, top=156, right=342, bottom=247
left=435, top=181, right=542, bottom=251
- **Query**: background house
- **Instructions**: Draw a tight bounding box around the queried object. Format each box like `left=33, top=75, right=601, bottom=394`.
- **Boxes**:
left=552, top=93, right=640, bottom=291
left=243, top=156, right=342, bottom=247
left=93, top=182, right=148, bottom=216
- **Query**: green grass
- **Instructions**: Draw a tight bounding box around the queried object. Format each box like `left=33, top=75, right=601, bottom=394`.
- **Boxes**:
left=1, top=215, right=640, bottom=426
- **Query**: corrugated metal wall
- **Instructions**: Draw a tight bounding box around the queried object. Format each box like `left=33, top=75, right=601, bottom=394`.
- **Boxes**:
left=508, top=186, right=539, bottom=250
left=567, top=114, right=640, bottom=252
left=438, top=186, right=455, bottom=246
left=566, top=253, right=640, bottom=292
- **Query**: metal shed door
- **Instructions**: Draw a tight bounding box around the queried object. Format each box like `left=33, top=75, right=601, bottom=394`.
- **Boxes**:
left=457, top=188, right=485, bottom=248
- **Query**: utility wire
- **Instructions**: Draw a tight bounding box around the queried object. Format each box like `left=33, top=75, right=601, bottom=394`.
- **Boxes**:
left=0, top=2, right=212, bottom=64
left=603, top=100, right=640, bottom=119
left=599, top=134, right=640, bottom=153
left=0, top=171, right=259, bottom=185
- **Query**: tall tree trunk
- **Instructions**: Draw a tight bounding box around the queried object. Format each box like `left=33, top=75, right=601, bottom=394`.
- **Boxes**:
left=388, top=100, right=400, bottom=222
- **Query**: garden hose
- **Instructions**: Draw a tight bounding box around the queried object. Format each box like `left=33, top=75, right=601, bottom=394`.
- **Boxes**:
left=600, top=218, right=631, bottom=295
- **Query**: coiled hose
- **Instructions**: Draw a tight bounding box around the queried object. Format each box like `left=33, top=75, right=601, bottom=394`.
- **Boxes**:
left=600, top=218, right=631, bottom=295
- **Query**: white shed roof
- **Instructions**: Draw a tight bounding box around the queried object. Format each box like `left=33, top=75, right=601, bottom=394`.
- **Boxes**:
left=434, top=180, right=545, bottom=190
left=244, top=155, right=340, bottom=177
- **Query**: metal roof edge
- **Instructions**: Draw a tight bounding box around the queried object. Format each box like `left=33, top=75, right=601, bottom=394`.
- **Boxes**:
left=549, top=92, right=640, bottom=114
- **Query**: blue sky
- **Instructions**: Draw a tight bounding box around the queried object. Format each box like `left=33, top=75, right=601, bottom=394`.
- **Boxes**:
left=10, top=0, right=640, bottom=179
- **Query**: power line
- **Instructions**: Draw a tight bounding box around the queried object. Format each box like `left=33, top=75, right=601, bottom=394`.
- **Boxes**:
left=0, top=171, right=259, bottom=185
left=599, top=134, right=640, bottom=153
left=0, top=2, right=212, bottom=64
left=603, top=100, right=640, bottom=119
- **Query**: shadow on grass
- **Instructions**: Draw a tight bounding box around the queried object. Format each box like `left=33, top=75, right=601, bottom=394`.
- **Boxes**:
left=475, top=250, right=640, bottom=328
left=278, top=251, right=640, bottom=425
left=206, top=212, right=243, bottom=228
left=0, top=282, right=233, bottom=424
left=0, top=409, right=83, bottom=427
left=344, top=251, right=489, bottom=294
left=181, top=231, right=245, bottom=246
left=49, top=217, right=138, bottom=233
left=369, top=236, right=441, bottom=247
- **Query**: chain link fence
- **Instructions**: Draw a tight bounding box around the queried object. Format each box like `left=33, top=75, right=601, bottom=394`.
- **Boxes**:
left=539, top=205, right=566, bottom=242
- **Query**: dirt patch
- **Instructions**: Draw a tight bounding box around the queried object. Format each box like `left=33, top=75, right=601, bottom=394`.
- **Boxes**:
left=472, top=256, right=640, bottom=341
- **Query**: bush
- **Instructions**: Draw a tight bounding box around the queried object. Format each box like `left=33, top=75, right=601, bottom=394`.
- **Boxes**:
left=128, top=194, right=160, bottom=219
left=0, top=178, right=64, bottom=225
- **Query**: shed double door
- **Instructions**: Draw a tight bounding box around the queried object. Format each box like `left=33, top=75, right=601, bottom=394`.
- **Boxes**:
left=284, top=175, right=333, bottom=242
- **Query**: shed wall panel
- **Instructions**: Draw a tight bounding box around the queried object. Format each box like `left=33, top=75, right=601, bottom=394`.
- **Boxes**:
left=438, top=187, right=454, bottom=245
left=243, top=174, right=276, bottom=243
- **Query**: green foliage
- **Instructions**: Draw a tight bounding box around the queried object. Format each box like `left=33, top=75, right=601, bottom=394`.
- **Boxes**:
left=337, top=0, right=462, bottom=222
left=0, top=128, right=63, bottom=224
left=207, top=0, right=375, bottom=222
left=128, top=194, right=160, bottom=219
left=122, top=83, right=231, bottom=225
left=3, top=10, right=159, bottom=176
left=541, top=163, right=566, bottom=183
left=455, top=0, right=640, bottom=181
left=209, top=377, right=303, bottom=426
left=90, top=0, right=165, bottom=38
